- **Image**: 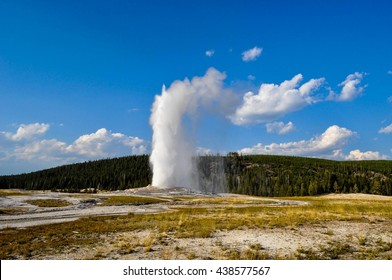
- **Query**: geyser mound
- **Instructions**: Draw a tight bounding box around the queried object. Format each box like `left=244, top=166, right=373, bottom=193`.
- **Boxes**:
left=149, top=68, right=228, bottom=192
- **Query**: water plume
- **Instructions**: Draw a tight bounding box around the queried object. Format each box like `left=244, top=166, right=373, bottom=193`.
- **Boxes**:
left=149, top=68, right=227, bottom=190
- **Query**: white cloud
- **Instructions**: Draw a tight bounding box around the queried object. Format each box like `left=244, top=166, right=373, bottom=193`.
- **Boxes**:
left=239, top=125, right=355, bottom=158
left=242, top=46, right=262, bottom=62
left=266, top=121, right=295, bottom=134
left=0, top=124, right=148, bottom=174
left=388, top=70, right=392, bottom=75
left=247, top=75, right=256, bottom=80
left=230, top=74, right=325, bottom=125
left=4, top=123, right=49, bottom=141
left=379, top=123, right=392, bottom=134
left=67, top=128, right=146, bottom=157
left=13, top=139, right=68, bottom=161
left=329, top=72, right=365, bottom=101
left=205, top=49, right=215, bottom=57
left=345, top=149, right=388, bottom=160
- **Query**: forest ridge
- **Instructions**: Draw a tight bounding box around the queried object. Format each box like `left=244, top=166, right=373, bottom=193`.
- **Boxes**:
left=0, top=154, right=391, bottom=196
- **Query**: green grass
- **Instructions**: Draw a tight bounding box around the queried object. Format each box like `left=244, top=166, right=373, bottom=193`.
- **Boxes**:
left=98, top=195, right=166, bottom=206
left=25, top=199, right=72, bottom=208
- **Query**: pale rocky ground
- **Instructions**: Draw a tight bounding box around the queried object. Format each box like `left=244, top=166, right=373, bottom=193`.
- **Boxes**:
left=1, top=188, right=391, bottom=259
left=43, top=220, right=391, bottom=260
left=0, top=186, right=301, bottom=229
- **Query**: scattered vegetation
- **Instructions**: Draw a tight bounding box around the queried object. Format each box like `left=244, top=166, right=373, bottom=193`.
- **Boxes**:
left=242, top=248, right=270, bottom=260
left=357, top=235, right=367, bottom=246
left=1, top=195, right=391, bottom=259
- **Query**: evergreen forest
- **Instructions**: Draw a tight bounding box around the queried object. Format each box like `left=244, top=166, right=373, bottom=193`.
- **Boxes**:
left=1, top=154, right=391, bottom=196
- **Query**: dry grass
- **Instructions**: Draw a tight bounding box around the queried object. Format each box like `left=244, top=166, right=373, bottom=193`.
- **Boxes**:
left=98, top=195, right=166, bottom=206
left=1, top=194, right=391, bottom=259
left=0, top=208, right=27, bottom=214
left=0, top=190, right=29, bottom=197
left=25, top=199, right=72, bottom=208
left=169, top=196, right=276, bottom=206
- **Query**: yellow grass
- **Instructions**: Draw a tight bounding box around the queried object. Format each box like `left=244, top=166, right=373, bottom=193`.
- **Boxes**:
left=98, top=195, right=166, bottom=206
left=25, top=199, right=72, bottom=208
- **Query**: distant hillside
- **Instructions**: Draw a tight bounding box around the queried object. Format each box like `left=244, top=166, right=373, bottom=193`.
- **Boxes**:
left=0, top=154, right=391, bottom=196
left=225, top=154, right=392, bottom=196
left=0, top=155, right=152, bottom=192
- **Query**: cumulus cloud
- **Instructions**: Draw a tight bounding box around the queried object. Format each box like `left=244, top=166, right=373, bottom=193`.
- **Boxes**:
left=379, top=123, right=392, bottom=134
left=242, top=46, right=262, bottom=62
left=13, top=139, right=68, bottom=161
left=329, top=72, right=365, bottom=101
left=345, top=149, right=388, bottom=160
left=0, top=124, right=148, bottom=174
left=239, top=125, right=355, bottom=158
left=3, top=123, right=49, bottom=141
left=205, top=49, right=215, bottom=57
left=230, top=74, right=325, bottom=125
left=67, top=128, right=146, bottom=157
left=266, top=121, right=295, bottom=134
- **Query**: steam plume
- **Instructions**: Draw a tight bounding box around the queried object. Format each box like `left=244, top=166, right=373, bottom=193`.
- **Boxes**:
left=149, top=68, right=226, bottom=189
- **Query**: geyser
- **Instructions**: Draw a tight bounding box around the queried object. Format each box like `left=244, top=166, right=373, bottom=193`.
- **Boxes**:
left=149, top=68, right=227, bottom=190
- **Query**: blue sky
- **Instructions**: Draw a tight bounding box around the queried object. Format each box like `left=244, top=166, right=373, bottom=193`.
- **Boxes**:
left=1, top=0, right=392, bottom=175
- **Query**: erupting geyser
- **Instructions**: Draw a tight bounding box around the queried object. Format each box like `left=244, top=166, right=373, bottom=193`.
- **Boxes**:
left=149, top=68, right=227, bottom=190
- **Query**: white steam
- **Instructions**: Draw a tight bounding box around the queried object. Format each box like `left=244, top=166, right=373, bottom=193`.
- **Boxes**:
left=149, top=68, right=227, bottom=189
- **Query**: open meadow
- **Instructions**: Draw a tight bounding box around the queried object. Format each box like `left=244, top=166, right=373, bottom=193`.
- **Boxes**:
left=1, top=187, right=391, bottom=260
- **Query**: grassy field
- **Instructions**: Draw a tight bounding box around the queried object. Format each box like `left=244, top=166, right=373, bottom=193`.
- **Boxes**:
left=0, top=190, right=29, bottom=197
left=98, top=195, right=166, bottom=206
left=24, top=199, right=72, bottom=208
left=0, top=193, right=391, bottom=260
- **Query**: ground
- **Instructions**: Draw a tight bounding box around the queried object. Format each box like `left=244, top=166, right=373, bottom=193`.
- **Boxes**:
left=0, top=187, right=391, bottom=260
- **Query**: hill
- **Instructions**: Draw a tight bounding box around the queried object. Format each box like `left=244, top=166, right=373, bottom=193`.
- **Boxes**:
left=225, top=154, right=392, bottom=196
left=0, top=154, right=391, bottom=196
left=0, top=155, right=151, bottom=192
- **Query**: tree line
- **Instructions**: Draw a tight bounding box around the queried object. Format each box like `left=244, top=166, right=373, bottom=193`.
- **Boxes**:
left=0, top=154, right=391, bottom=196
left=0, top=155, right=151, bottom=192
left=224, top=153, right=392, bottom=196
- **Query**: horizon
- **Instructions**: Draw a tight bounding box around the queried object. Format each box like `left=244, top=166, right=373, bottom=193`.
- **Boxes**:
left=1, top=0, right=392, bottom=175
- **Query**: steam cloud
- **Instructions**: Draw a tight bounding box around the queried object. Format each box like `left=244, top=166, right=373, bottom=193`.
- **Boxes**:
left=149, top=68, right=227, bottom=190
